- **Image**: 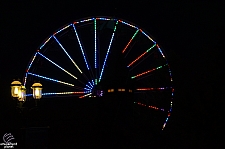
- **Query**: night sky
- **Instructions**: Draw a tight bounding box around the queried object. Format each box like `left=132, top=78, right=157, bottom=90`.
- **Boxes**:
left=0, top=1, right=224, bottom=148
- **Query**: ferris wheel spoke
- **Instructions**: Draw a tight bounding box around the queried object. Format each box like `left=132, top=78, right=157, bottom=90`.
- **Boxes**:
left=37, top=52, right=83, bottom=81
left=131, top=64, right=168, bottom=79
left=79, top=92, right=92, bottom=98
left=127, top=44, right=156, bottom=68
left=122, top=29, right=139, bottom=54
left=99, top=20, right=119, bottom=82
left=27, top=72, right=75, bottom=87
left=91, top=79, right=95, bottom=86
left=53, top=35, right=83, bottom=74
left=136, top=87, right=172, bottom=91
left=72, top=24, right=90, bottom=71
left=26, top=91, right=85, bottom=97
left=73, top=23, right=95, bottom=82
left=42, top=91, right=84, bottom=96
left=85, top=83, right=92, bottom=89
left=88, top=81, right=94, bottom=88
left=134, top=102, right=168, bottom=112
left=94, top=19, right=97, bottom=69
left=94, top=19, right=99, bottom=82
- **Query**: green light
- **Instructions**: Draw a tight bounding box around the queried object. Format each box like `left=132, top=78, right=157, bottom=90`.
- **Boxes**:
left=146, top=44, right=156, bottom=53
left=132, top=30, right=139, bottom=39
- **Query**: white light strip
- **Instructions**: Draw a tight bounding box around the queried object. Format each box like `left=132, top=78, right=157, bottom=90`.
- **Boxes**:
left=28, top=72, right=74, bottom=86
left=38, top=52, right=77, bottom=79
left=53, top=35, right=83, bottom=73
left=99, top=21, right=118, bottom=82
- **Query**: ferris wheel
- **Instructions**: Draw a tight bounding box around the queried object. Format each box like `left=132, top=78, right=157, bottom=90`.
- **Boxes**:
left=23, top=17, right=174, bottom=131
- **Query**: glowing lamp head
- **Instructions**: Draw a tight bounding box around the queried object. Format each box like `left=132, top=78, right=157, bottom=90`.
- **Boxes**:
left=18, top=86, right=26, bottom=102
left=31, top=82, right=43, bottom=99
left=11, top=80, right=22, bottom=98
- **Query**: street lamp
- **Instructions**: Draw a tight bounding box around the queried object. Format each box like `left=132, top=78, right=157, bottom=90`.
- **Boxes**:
left=31, top=82, right=42, bottom=99
left=11, top=80, right=26, bottom=108
left=11, top=80, right=22, bottom=98
left=11, top=80, right=43, bottom=108
left=31, top=82, right=43, bottom=106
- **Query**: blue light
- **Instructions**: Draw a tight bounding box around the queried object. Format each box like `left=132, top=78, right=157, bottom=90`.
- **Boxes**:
left=53, top=35, right=83, bottom=73
left=97, top=18, right=111, bottom=20
left=86, top=84, right=92, bottom=89
left=84, top=88, right=91, bottom=91
left=27, top=52, right=37, bottom=71
left=42, top=93, right=56, bottom=96
left=88, top=82, right=93, bottom=88
left=25, top=94, right=32, bottom=97
left=94, top=19, right=97, bottom=69
left=141, top=30, right=156, bottom=43
left=38, top=52, right=78, bottom=79
left=40, top=36, right=52, bottom=49
left=99, top=21, right=118, bottom=82
left=42, top=92, right=84, bottom=96
left=54, top=24, right=72, bottom=35
left=72, top=24, right=90, bottom=70
left=156, top=44, right=166, bottom=59
left=119, top=20, right=139, bottom=29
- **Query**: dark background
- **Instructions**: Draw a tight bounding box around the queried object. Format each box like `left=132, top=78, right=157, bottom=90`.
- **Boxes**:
left=0, top=1, right=224, bottom=148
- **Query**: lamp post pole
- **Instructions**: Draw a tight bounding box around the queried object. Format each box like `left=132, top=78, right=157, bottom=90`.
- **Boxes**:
left=11, top=80, right=47, bottom=148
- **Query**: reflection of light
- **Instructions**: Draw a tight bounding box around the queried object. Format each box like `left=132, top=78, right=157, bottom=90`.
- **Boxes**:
left=108, top=89, right=114, bottom=92
left=118, top=88, right=125, bottom=92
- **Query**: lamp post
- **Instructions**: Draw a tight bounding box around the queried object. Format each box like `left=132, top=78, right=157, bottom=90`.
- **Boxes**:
left=11, top=80, right=26, bottom=108
left=11, top=80, right=43, bottom=108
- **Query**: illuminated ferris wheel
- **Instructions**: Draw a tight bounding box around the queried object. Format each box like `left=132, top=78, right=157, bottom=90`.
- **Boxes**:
left=23, top=17, right=174, bottom=130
